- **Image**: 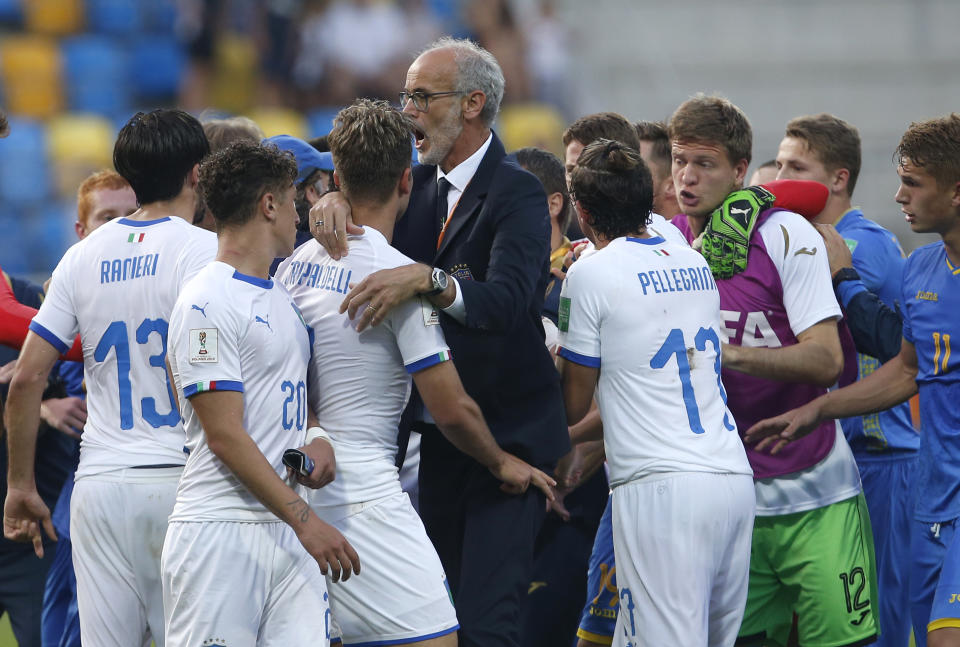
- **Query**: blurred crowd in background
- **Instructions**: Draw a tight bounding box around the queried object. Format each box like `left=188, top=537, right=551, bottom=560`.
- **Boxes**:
left=0, top=0, right=572, bottom=278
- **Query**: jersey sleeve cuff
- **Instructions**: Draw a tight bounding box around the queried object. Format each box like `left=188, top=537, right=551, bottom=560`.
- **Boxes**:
left=405, top=349, right=452, bottom=374
left=28, top=320, right=70, bottom=354
left=557, top=346, right=601, bottom=368
left=835, top=278, right=868, bottom=309
left=183, top=380, right=244, bottom=398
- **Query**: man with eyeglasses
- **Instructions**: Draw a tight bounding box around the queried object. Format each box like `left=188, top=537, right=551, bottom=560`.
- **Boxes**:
left=309, top=37, right=569, bottom=647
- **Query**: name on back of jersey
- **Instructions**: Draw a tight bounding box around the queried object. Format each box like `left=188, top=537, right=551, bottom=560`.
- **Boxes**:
left=99, top=253, right=160, bottom=284
left=636, top=264, right=717, bottom=296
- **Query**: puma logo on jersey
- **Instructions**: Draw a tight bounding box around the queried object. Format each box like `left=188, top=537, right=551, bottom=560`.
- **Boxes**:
left=191, top=302, right=209, bottom=317
left=254, top=315, right=272, bottom=332
left=794, top=247, right=818, bottom=256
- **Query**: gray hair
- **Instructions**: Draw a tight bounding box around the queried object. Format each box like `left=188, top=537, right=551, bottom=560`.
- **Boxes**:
left=423, top=37, right=504, bottom=127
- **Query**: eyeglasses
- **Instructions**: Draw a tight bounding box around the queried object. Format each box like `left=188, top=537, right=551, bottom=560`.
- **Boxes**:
left=398, top=90, right=462, bottom=112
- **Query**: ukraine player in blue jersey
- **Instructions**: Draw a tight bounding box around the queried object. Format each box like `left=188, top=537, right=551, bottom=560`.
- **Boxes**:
left=747, top=113, right=960, bottom=647
left=775, top=113, right=917, bottom=646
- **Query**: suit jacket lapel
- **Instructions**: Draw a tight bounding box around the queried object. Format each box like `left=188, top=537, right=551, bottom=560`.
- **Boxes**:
left=435, top=133, right=506, bottom=261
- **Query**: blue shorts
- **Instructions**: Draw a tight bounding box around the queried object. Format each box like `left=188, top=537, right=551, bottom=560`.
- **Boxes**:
left=577, top=498, right=617, bottom=645
left=41, top=534, right=80, bottom=647
left=856, top=454, right=917, bottom=647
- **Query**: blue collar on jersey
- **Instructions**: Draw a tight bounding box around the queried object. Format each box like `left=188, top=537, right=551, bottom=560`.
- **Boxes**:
left=232, top=269, right=273, bottom=289
left=118, top=216, right=171, bottom=227
left=625, top=236, right=666, bottom=246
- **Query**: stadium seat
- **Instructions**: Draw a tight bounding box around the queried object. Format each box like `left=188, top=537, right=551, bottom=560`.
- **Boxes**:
left=61, top=35, right=130, bottom=115
left=28, top=202, right=74, bottom=272
left=85, top=0, right=140, bottom=34
left=307, top=107, right=341, bottom=138
left=129, top=35, right=185, bottom=99
left=141, top=0, right=176, bottom=32
left=0, top=0, right=22, bottom=24
left=24, top=0, right=85, bottom=35
left=247, top=107, right=308, bottom=139
left=0, top=35, right=64, bottom=119
left=0, top=211, right=33, bottom=275
left=48, top=113, right=115, bottom=197
left=497, top=103, right=567, bottom=157
left=0, top=118, right=52, bottom=205
left=208, top=33, right=258, bottom=114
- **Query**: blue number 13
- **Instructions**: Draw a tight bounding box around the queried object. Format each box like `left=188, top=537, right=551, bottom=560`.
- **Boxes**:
left=650, top=327, right=735, bottom=434
left=94, top=318, right=179, bottom=430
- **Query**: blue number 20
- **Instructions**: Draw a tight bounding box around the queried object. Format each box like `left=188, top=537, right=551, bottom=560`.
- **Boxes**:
left=650, top=327, right=734, bottom=434
left=93, top=318, right=179, bottom=430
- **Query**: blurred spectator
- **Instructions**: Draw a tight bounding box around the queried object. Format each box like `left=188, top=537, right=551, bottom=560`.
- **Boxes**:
left=521, top=0, right=570, bottom=113
left=464, top=0, right=531, bottom=103
left=749, top=158, right=779, bottom=186
left=202, top=114, right=265, bottom=151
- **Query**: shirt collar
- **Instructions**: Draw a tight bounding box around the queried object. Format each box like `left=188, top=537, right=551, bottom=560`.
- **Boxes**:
left=437, top=132, right=493, bottom=193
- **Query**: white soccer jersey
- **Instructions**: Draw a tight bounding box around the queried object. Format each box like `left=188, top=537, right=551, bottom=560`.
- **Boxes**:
left=648, top=213, right=689, bottom=248
left=276, top=228, right=451, bottom=508
left=30, top=216, right=216, bottom=478
left=557, top=235, right=752, bottom=488
left=168, top=261, right=313, bottom=522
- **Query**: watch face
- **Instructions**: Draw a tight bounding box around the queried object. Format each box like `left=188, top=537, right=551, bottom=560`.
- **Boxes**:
left=433, top=268, right=448, bottom=291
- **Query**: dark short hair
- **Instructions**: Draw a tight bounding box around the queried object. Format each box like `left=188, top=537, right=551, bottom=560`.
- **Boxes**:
left=785, top=113, right=861, bottom=196
left=114, top=109, right=210, bottom=205
left=514, top=147, right=572, bottom=234
left=896, top=113, right=960, bottom=189
left=328, top=99, right=412, bottom=204
left=562, top=112, right=641, bottom=151
left=198, top=141, right=297, bottom=231
left=668, top=94, right=752, bottom=165
left=634, top=120, right=671, bottom=179
left=571, top=139, right=653, bottom=240
left=308, top=135, right=330, bottom=153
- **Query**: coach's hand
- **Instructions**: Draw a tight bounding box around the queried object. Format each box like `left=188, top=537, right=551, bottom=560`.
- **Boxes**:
left=490, top=452, right=557, bottom=501
left=3, top=486, right=57, bottom=558
left=309, top=190, right=364, bottom=260
left=40, top=396, right=86, bottom=439
left=297, top=515, right=361, bottom=583
left=293, top=438, right=336, bottom=489
left=814, top=223, right=855, bottom=278
left=743, top=399, right=824, bottom=455
left=340, top=263, right=431, bottom=332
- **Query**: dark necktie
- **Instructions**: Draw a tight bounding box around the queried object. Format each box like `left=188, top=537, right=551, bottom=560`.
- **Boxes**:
left=437, top=177, right=452, bottom=233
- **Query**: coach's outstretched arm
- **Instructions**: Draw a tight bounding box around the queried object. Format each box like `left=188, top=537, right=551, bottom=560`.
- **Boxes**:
left=190, top=390, right=361, bottom=582
left=414, top=361, right=556, bottom=499
left=744, top=337, right=919, bottom=454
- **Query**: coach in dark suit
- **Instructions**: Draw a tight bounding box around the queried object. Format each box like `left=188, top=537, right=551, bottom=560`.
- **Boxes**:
left=312, top=38, right=570, bottom=647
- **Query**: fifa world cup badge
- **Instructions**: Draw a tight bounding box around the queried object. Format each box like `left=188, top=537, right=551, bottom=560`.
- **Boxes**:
left=190, top=328, right=219, bottom=363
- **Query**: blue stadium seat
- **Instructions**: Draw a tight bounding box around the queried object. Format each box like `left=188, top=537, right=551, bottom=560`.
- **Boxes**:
left=61, top=35, right=130, bottom=115
left=0, top=0, right=22, bottom=24
left=307, top=107, right=341, bottom=138
left=85, top=0, right=141, bottom=35
left=0, top=119, right=51, bottom=206
left=141, top=0, right=177, bottom=32
left=129, top=35, right=184, bottom=99
left=0, top=211, right=34, bottom=275
left=28, top=202, right=74, bottom=272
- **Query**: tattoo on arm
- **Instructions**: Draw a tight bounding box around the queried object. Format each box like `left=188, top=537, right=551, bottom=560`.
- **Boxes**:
left=286, top=498, right=310, bottom=524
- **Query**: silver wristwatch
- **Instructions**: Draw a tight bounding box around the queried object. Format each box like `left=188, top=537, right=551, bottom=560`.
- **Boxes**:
left=425, top=267, right=448, bottom=295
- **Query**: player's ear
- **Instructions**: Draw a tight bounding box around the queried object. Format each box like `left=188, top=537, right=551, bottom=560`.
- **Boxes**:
left=398, top=166, right=412, bottom=199
left=833, top=168, right=850, bottom=195
left=187, top=163, right=200, bottom=189
left=733, top=158, right=749, bottom=185
left=950, top=180, right=960, bottom=208
left=332, top=170, right=342, bottom=190
left=261, top=191, right=276, bottom=221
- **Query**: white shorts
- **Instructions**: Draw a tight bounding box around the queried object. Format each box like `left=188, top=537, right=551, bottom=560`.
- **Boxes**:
left=70, top=467, right=180, bottom=647
left=316, top=491, right=458, bottom=645
left=161, top=520, right=331, bottom=647
left=610, top=472, right=755, bottom=647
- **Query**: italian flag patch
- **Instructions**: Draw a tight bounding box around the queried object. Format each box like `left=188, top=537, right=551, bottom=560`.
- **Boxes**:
left=127, top=233, right=145, bottom=243
left=653, top=248, right=670, bottom=257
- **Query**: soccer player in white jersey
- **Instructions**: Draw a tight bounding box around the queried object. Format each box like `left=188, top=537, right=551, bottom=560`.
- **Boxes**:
left=163, top=141, right=358, bottom=646
left=276, top=99, right=555, bottom=646
left=3, top=109, right=216, bottom=646
left=557, top=139, right=755, bottom=646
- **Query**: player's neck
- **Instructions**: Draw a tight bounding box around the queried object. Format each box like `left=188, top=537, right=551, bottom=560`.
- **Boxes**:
left=351, top=200, right=401, bottom=244
left=812, top=195, right=852, bottom=225
left=129, top=191, right=196, bottom=224
left=686, top=213, right=707, bottom=238
left=942, top=221, right=960, bottom=267
left=216, top=227, right=276, bottom=280
left=596, top=228, right=648, bottom=248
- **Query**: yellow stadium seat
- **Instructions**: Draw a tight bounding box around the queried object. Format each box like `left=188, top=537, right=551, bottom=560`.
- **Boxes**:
left=24, top=0, right=85, bottom=35
left=47, top=113, right=115, bottom=199
left=0, top=35, right=64, bottom=119
left=209, top=33, right=259, bottom=114
left=246, top=107, right=308, bottom=140
left=497, top=103, right=567, bottom=158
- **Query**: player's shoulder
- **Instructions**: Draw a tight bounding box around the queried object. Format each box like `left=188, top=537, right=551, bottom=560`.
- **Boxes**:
left=905, top=241, right=946, bottom=271
left=353, top=227, right=415, bottom=272
left=647, top=213, right=690, bottom=247
left=839, top=211, right=902, bottom=249
left=760, top=208, right=817, bottom=234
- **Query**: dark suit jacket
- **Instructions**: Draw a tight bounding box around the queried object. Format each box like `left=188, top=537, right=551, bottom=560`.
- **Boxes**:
left=393, top=133, right=569, bottom=466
